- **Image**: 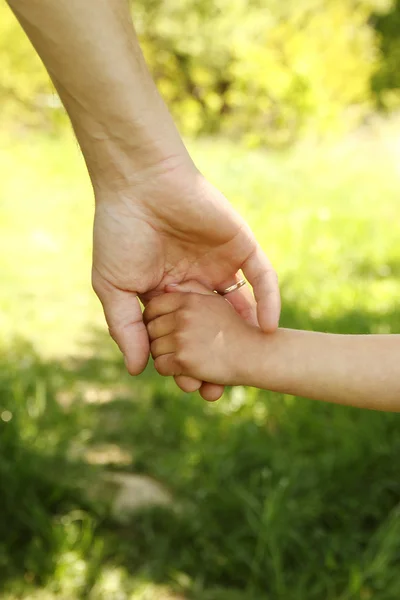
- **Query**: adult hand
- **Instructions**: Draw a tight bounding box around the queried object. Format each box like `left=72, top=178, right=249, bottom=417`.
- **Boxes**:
left=7, top=0, right=280, bottom=400
left=92, top=158, right=280, bottom=401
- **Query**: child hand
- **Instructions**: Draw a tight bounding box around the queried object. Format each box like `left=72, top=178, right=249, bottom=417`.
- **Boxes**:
left=144, top=283, right=261, bottom=387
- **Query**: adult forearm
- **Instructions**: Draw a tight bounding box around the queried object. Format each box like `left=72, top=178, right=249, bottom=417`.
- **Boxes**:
left=7, top=0, right=191, bottom=186
left=251, top=330, right=400, bottom=411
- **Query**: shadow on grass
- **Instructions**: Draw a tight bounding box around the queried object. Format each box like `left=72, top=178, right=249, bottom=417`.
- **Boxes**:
left=1, top=296, right=400, bottom=600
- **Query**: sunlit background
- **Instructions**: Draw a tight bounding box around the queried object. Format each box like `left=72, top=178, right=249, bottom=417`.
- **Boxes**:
left=1, top=1, right=400, bottom=599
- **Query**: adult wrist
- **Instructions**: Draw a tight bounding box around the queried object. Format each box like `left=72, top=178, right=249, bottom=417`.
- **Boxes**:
left=73, top=114, right=192, bottom=194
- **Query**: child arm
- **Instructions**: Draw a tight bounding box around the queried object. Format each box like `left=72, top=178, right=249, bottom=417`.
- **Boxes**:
left=250, top=329, right=400, bottom=411
left=144, top=289, right=400, bottom=411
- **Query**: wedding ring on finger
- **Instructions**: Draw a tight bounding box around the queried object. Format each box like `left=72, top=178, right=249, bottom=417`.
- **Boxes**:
left=220, top=278, right=247, bottom=296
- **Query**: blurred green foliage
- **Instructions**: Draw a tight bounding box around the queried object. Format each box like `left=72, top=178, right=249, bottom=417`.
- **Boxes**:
left=1, top=129, right=400, bottom=598
left=0, top=342, right=100, bottom=592
left=0, top=4, right=61, bottom=129
left=372, top=0, right=400, bottom=107
left=135, top=0, right=387, bottom=144
left=1, top=0, right=400, bottom=145
left=2, top=2, right=400, bottom=596
left=3, top=336, right=400, bottom=600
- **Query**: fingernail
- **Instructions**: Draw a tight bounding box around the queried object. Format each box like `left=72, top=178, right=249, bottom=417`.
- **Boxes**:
left=165, top=283, right=180, bottom=292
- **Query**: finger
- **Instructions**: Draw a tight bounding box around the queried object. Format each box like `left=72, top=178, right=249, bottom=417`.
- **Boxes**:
left=174, top=375, right=202, bottom=393
left=242, top=245, right=280, bottom=332
left=165, top=280, right=216, bottom=295
left=146, top=295, right=201, bottom=393
left=151, top=334, right=175, bottom=359
left=93, top=275, right=149, bottom=375
left=226, top=284, right=258, bottom=326
left=166, top=280, right=219, bottom=394
left=147, top=313, right=176, bottom=341
left=216, top=273, right=258, bottom=326
left=154, top=354, right=181, bottom=377
left=199, top=382, right=225, bottom=402
left=143, top=293, right=183, bottom=324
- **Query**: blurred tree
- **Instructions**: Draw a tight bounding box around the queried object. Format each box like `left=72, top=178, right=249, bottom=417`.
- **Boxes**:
left=0, top=0, right=396, bottom=144
left=0, top=3, right=64, bottom=130
left=134, top=0, right=392, bottom=145
left=372, top=0, right=400, bottom=109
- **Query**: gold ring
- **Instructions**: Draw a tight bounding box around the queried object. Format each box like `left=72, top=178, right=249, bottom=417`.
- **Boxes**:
left=221, top=279, right=247, bottom=296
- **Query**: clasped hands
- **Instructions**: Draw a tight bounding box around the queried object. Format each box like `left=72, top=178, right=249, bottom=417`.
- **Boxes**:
left=92, top=162, right=280, bottom=401
left=144, top=279, right=265, bottom=399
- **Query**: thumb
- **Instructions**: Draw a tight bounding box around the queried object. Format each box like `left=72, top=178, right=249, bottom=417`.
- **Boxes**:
left=93, top=273, right=149, bottom=375
left=242, top=245, right=280, bottom=332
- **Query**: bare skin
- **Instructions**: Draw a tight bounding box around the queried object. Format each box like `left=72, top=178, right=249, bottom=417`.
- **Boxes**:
left=144, top=282, right=400, bottom=411
left=7, top=0, right=280, bottom=401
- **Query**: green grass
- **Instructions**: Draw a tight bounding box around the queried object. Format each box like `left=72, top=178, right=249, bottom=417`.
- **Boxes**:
left=1, top=128, right=400, bottom=599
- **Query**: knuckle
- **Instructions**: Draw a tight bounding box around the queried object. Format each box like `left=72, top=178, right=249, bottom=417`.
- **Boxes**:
left=143, top=304, right=155, bottom=324
left=175, top=348, right=191, bottom=371
left=153, top=339, right=165, bottom=358
left=179, top=307, right=193, bottom=327
left=174, top=354, right=185, bottom=371
left=154, top=357, right=168, bottom=376
left=174, top=330, right=188, bottom=353
left=146, top=320, right=155, bottom=339
left=107, top=325, right=119, bottom=344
